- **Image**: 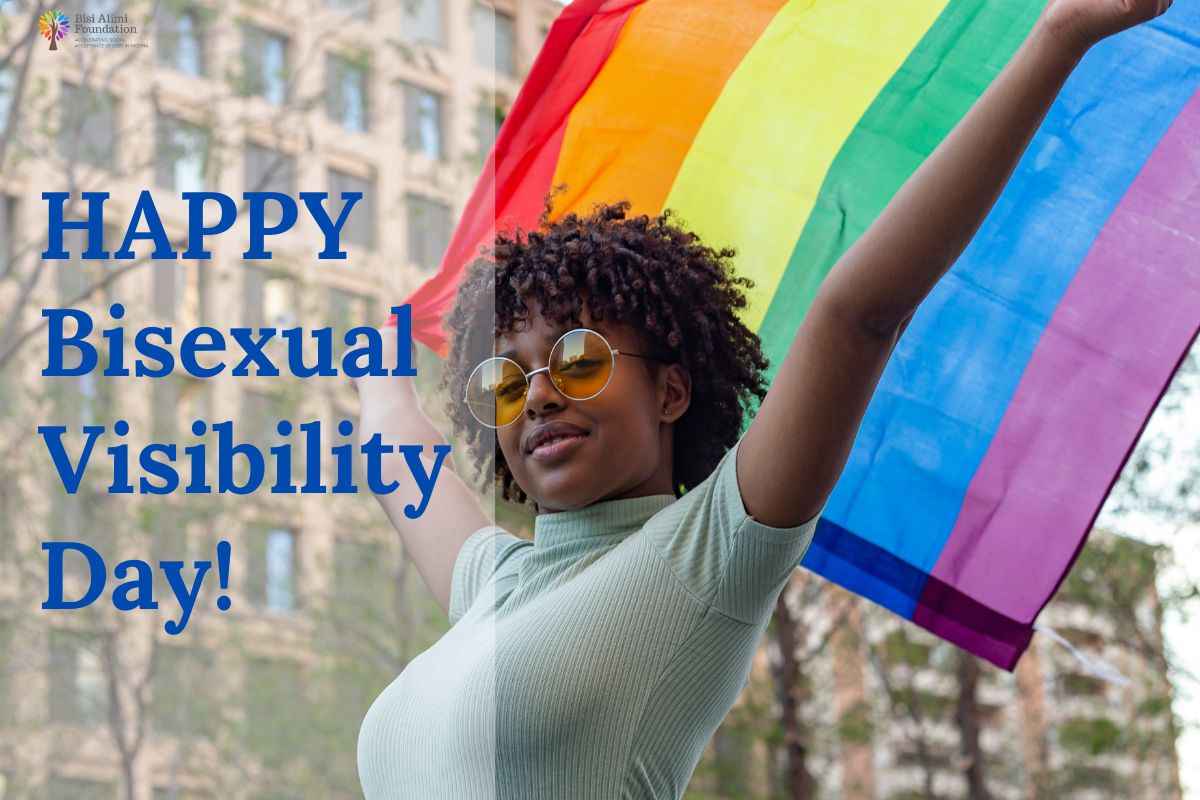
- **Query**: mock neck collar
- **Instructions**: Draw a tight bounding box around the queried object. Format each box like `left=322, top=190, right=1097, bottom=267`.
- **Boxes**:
left=533, top=493, right=676, bottom=547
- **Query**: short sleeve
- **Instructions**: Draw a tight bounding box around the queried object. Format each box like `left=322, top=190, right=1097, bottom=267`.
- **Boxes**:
left=448, top=526, right=532, bottom=625
left=642, top=435, right=824, bottom=624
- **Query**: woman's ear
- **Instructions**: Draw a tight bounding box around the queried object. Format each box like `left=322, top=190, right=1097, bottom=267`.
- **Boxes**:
left=659, top=364, right=692, bottom=423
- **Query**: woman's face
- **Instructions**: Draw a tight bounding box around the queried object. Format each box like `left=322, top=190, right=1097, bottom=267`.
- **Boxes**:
left=493, top=301, right=691, bottom=513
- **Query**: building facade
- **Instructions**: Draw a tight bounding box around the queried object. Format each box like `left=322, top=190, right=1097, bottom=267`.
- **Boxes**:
left=0, top=0, right=557, bottom=798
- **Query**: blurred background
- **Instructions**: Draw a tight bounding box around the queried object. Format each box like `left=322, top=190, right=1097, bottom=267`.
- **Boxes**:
left=0, top=0, right=1196, bottom=798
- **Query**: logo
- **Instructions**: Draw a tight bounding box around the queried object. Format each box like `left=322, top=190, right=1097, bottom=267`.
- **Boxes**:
left=38, top=10, right=70, bottom=50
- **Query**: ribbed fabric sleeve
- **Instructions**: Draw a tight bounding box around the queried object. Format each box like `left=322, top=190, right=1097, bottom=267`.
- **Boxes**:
left=449, top=526, right=533, bottom=625
left=645, top=435, right=824, bottom=623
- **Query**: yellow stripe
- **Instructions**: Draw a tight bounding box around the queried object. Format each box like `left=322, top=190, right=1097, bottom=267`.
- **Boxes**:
left=664, top=0, right=950, bottom=329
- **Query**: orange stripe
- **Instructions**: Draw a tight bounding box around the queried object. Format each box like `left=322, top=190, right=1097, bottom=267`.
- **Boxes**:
left=548, top=0, right=788, bottom=220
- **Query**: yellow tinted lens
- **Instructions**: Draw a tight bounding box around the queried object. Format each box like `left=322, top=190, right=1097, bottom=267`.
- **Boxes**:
left=550, top=330, right=614, bottom=400
left=466, top=357, right=527, bottom=427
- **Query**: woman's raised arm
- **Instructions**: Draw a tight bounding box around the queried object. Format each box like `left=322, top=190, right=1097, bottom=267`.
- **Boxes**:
left=736, top=0, right=1171, bottom=528
left=354, top=331, right=493, bottom=616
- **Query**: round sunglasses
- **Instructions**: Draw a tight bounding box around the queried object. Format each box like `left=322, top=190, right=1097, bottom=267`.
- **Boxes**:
left=464, top=328, right=654, bottom=428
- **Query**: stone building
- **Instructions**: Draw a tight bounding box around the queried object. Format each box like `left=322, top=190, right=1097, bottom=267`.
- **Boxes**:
left=0, top=0, right=557, bottom=797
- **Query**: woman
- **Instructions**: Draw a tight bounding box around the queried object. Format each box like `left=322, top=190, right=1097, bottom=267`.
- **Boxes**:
left=356, top=1, right=1169, bottom=796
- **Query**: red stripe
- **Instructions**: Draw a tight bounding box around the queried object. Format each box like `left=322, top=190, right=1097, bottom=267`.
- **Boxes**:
left=402, top=0, right=648, bottom=354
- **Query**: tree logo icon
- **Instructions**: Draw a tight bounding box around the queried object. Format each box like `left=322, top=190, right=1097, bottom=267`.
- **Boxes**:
left=38, top=10, right=69, bottom=50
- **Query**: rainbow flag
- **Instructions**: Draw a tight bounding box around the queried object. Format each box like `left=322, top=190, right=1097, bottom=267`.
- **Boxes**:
left=404, top=0, right=1200, bottom=669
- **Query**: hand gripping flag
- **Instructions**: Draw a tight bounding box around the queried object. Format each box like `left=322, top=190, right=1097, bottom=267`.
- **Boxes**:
left=401, top=0, right=1200, bottom=669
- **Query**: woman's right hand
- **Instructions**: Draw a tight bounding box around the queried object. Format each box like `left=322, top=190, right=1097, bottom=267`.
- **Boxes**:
left=352, top=325, right=422, bottom=419
left=346, top=324, right=493, bottom=619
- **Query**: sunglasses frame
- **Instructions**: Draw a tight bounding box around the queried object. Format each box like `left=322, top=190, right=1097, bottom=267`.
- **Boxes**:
left=464, top=327, right=654, bottom=429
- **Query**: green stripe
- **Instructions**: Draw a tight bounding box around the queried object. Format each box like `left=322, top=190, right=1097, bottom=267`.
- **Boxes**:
left=664, top=0, right=951, bottom=330
left=756, top=0, right=1045, bottom=375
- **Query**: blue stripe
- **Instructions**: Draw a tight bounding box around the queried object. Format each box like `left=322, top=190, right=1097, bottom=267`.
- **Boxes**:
left=814, top=10, right=1200, bottom=577
left=802, top=519, right=928, bottom=618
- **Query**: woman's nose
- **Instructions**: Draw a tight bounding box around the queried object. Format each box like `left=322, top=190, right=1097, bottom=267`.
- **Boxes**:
left=525, top=369, right=564, bottom=416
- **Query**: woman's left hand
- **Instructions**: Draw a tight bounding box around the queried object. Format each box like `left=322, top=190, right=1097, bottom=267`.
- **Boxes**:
left=1039, top=0, right=1172, bottom=55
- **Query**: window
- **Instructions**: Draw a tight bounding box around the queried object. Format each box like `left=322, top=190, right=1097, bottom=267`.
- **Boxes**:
left=408, top=194, right=453, bottom=271
left=245, top=527, right=296, bottom=613
left=153, top=262, right=192, bottom=320
left=244, top=143, right=294, bottom=194
left=324, top=0, right=369, bottom=17
left=400, top=0, right=443, bottom=47
left=151, top=646, right=215, bottom=737
left=244, top=143, right=294, bottom=227
left=325, top=55, right=368, bottom=132
left=242, top=26, right=288, bottom=104
left=472, top=3, right=515, bottom=76
left=59, top=83, right=116, bottom=169
left=327, top=287, right=375, bottom=341
left=155, top=113, right=208, bottom=193
left=49, top=631, right=108, bottom=725
left=404, top=194, right=451, bottom=271
left=0, top=66, right=13, bottom=136
left=0, top=194, right=15, bottom=276
left=47, top=778, right=114, bottom=800
left=157, top=4, right=204, bottom=76
left=0, top=622, right=10, bottom=724
left=475, top=100, right=504, bottom=160
left=402, top=82, right=444, bottom=160
left=46, top=302, right=113, bottom=428
left=243, top=268, right=298, bottom=329
left=155, top=260, right=206, bottom=326
left=327, top=169, right=374, bottom=249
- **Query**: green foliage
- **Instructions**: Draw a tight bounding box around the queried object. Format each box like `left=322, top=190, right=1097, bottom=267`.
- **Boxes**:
left=883, top=629, right=931, bottom=667
left=1136, top=695, right=1170, bottom=717
left=244, top=657, right=309, bottom=767
left=1060, top=672, right=1107, bottom=699
left=1059, top=763, right=1130, bottom=794
left=1057, top=716, right=1124, bottom=755
left=837, top=699, right=875, bottom=744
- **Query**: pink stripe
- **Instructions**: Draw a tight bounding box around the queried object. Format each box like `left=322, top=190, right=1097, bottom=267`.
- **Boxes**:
left=927, top=88, right=1200, bottom=623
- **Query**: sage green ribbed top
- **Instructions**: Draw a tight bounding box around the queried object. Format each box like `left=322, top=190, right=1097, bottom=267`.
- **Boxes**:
left=358, top=436, right=822, bottom=799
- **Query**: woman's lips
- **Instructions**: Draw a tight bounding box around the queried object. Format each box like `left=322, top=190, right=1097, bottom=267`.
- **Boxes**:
left=528, top=432, right=588, bottom=462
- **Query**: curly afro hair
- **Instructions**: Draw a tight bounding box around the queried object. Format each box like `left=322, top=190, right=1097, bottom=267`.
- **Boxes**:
left=440, top=196, right=770, bottom=506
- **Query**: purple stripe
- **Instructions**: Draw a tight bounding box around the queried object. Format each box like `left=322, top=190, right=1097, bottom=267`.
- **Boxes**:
left=914, top=579, right=1033, bottom=670
left=919, top=87, right=1200, bottom=627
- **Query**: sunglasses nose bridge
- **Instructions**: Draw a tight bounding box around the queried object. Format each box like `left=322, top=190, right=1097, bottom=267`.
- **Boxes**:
left=522, top=366, right=564, bottom=412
